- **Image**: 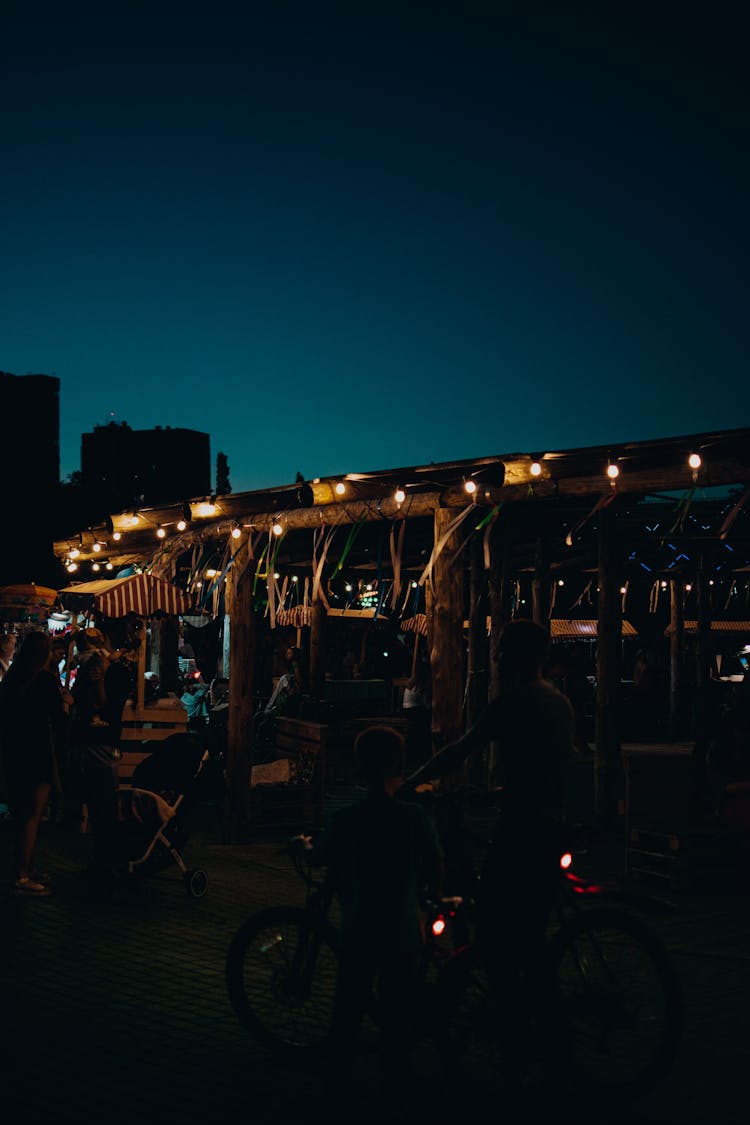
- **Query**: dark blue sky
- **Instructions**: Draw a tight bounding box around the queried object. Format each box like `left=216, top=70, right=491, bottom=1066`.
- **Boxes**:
left=2, top=2, right=747, bottom=493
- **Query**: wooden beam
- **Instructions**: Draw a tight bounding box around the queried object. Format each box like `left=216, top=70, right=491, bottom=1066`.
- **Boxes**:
left=428, top=508, right=466, bottom=775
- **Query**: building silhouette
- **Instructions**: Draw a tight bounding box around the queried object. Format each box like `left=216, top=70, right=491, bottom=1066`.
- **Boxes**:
left=80, top=421, right=211, bottom=515
left=0, top=371, right=61, bottom=586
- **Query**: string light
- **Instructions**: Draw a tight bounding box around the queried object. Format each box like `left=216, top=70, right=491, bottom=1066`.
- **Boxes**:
left=334, top=481, right=346, bottom=496
left=177, top=519, right=187, bottom=532
left=105, top=562, right=113, bottom=571
left=92, top=542, right=102, bottom=553
left=206, top=568, right=218, bottom=579
left=272, top=522, right=283, bottom=536
left=273, top=572, right=280, bottom=580
left=128, top=514, right=139, bottom=527
left=156, top=525, right=166, bottom=539
left=113, top=531, right=122, bottom=541
left=394, top=486, right=406, bottom=504
left=69, top=547, right=80, bottom=559
left=688, top=452, right=702, bottom=470
left=557, top=579, right=565, bottom=587
left=464, top=479, right=477, bottom=495
left=530, top=461, right=542, bottom=478
left=92, top=562, right=100, bottom=572
left=66, top=562, right=77, bottom=573
left=606, top=462, right=620, bottom=480
left=292, top=575, right=298, bottom=583
left=231, top=526, right=241, bottom=539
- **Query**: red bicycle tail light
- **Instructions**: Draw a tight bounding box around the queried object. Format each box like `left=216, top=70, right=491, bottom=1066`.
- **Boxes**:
left=432, top=916, right=447, bottom=937
left=560, top=852, right=573, bottom=870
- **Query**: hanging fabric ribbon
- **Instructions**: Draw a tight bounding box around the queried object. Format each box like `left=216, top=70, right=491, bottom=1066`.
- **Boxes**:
left=418, top=503, right=476, bottom=588
left=669, top=487, right=696, bottom=535
left=621, top=579, right=629, bottom=615
left=570, top=579, right=593, bottom=610
left=723, top=581, right=736, bottom=612
left=312, top=526, right=337, bottom=605
left=565, top=492, right=616, bottom=548
left=648, top=579, right=661, bottom=614
left=719, top=483, right=750, bottom=539
left=332, top=515, right=367, bottom=576
left=375, top=530, right=387, bottom=619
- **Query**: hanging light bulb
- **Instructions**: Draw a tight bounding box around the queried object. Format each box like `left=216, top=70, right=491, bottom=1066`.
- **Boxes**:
left=345, top=583, right=353, bottom=592
left=231, top=525, right=241, bottom=539
left=129, top=513, right=140, bottom=527
left=92, top=542, right=102, bottom=553
left=92, top=562, right=100, bottom=572
left=411, top=580, right=418, bottom=588
left=156, top=525, right=166, bottom=539
left=177, top=519, right=187, bottom=532
left=292, top=575, right=298, bottom=583
left=688, top=452, right=702, bottom=470
left=530, top=460, right=542, bottom=478
left=334, top=481, right=346, bottom=496
left=606, top=462, right=620, bottom=480
left=105, top=562, right=113, bottom=571
left=206, top=568, right=218, bottom=579
left=272, top=522, right=283, bottom=536
left=394, top=486, right=406, bottom=504
left=273, top=572, right=280, bottom=580
left=113, top=531, right=122, bottom=541
left=66, top=562, right=78, bottom=573
left=464, top=478, right=477, bottom=495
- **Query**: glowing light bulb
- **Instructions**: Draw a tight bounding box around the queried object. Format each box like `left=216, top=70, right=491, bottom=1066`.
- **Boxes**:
left=129, top=514, right=139, bottom=527
left=105, top=562, right=113, bottom=571
left=345, top=583, right=353, bottom=592
left=606, top=463, right=620, bottom=480
left=113, top=531, right=122, bottom=541
left=432, top=917, right=446, bottom=937
left=335, top=481, right=346, bottom=496
left=92, top=542, right=102, bottom=553
left=69, top=547, right=80, bottom=559
left=272, top=522, right=283, bottom=536
left=394, top=487, right=406, bottom=504
left=557, top=579, right=565, bottom=587
left=620, top=586, right=627, bottom=595
left=464, top=479, right=477, bottom=495
left=177, top=519, right=187, bottom=532
left=685, top=583, right=692, bottom=592
left=67, top=562, right=77, bottom=573
left=273, top=572, right=280, bottom=580
left=206, top=568, right=218, bottom=579
left=292, top=575, right=298, bottom=583
left=530, top=461, right=542, bottom=477
left=411, top=580, right=418, bottom=588
left=231, top=526, right=241, bottom=539
left=156, top=526, right=166, bottom=539
left=92, top=562, right=100, bottom=572
left=688, top=452, right=702, bottom=470
left=559, top=853, right=573, bottom=870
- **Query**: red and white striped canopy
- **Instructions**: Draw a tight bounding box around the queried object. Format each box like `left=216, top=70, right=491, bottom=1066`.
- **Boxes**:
left=60, top=573, right=191, bottom=618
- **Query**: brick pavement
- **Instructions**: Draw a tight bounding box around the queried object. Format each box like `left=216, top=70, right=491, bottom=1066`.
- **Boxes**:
left=2, top=798, right=749, bottom=1125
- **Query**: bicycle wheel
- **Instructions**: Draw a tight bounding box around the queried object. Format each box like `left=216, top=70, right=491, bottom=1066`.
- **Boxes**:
left=226, top=906, right=339, bottom=1060
left=550, top=907, right=683, bottom=1101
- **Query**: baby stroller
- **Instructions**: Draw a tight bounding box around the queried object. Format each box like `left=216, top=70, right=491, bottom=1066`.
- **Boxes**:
left=87, top=735, right=210, bottom=902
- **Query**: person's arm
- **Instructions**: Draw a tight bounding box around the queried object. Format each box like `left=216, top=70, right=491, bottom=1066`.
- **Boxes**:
left=404, top=706, right=496, bottom=789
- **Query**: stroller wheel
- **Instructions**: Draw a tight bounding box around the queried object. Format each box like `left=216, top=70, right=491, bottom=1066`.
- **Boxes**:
left=185, top=868, right=208, bottom=898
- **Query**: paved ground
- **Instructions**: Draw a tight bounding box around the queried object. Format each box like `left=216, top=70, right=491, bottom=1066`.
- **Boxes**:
left=2, top=793, right=749, bottom=1125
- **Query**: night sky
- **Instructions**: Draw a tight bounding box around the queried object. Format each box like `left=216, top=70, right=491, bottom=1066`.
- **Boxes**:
left=2, top=2, right=747, bottom=494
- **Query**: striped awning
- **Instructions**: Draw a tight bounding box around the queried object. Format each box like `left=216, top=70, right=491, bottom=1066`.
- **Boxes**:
left=275, top=605, right=312, bottom=628
left=665, top=620, right=750, bottom=635
left=401, top=613, right=428, bottom=636
left=60, top=574, right=191, bottom=618
left=550, top=619, right=637, bottom=639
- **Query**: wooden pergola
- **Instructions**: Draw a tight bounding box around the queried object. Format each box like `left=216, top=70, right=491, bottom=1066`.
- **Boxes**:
left=54, top=426, right=750, bottom=835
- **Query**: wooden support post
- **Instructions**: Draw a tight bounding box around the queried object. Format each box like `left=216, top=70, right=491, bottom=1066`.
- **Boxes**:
left=487, top=524, right=512, bottom=786
left=152, top=614, right=180, bottom=695
left=309, top=600, right=325, bottom=702
left=594, top=504, right=621, bottom=824
left=466, top=533, right=489, bottom=785
left=428, top=507, right=466, bottom=779
left=669, top=577, right=685, bottom=739
left=532, top=537, right=550, bottom=626
left=223, top=561, right=256, bottom=842
left=695, top=559, right=712, bottom=692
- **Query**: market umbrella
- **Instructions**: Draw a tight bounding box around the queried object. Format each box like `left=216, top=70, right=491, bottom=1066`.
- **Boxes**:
left=0, top=583, right=59, bottom=624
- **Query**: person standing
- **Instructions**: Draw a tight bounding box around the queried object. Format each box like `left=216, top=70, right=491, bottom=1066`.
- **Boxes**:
left=0, top=631, right=71, bottom=895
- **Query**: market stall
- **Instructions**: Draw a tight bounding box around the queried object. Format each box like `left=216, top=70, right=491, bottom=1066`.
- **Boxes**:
left=59, top=573, right=193, bottom=778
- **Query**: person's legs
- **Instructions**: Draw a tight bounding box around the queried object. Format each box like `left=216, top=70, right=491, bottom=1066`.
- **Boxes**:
left=9, top=781, right=51, bottom=887
left=377, top=950, right=421, bottom=1100
left=324, top=952, right=375, bottom=1102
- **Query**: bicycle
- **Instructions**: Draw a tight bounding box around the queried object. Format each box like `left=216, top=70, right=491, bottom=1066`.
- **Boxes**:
left=226, top=790, right=683, bottom=1103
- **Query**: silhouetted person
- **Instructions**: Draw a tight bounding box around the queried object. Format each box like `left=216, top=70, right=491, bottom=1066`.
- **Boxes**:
left=405, top=618, right=574, bottom=1096
left=0, top=631, right=72, bottom=894
left=294, top=725, right=442, bottom=1114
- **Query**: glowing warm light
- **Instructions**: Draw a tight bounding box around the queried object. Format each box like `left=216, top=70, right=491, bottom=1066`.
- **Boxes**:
left=273, top=572, right=280, bottom=580
left=661, top=581, right=668, bottom=589
left=394, top=487, right=406, bottom=504
left=464, top=479, right=477, bottom=495
left=292, top=575, right=299, bottom=583
left=685, top=583, right=692, bottom=592
left=92, top=542, right=102, bottom=553
left=557, top=579, right=565, bottom=587
left=620, top=586, right=627, bottom=595
left=66, top=562, right=77, bottom=573
left=69, top=547, right=80, bottom=559
left=195, top=501, right=217, bottom=518
left=206, top=568, right=218, bottom=579
left=606, top=463, right=620, bottom=480
left=272, top=522, right=283, bottom=536
left=177, top=519, right=187, bottom=532
left=129, top=514, right=140, bottom=526
left=688, top=452, right=702, bottom=470
left=113, top=531, right=122, bottom=541
left=105, top=562, right=113, bottom=571
left=559, top=853, right=573, bottom=870
left=156, top=526, right=166, bottom=539
left=231, top=526, right=241, bottom=539
left=411, top=580, right=418, bottom=588
left=334, top=481, right=346, bottom=496
left=345, top=583, right=353, bottom=592
left=431, top=916, right=447, bottom=937
left=92, top=562, right=100, bottom=572
left=530, top=461, right=542, bottom=477
left=366, top=583, right=373, bottom=591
